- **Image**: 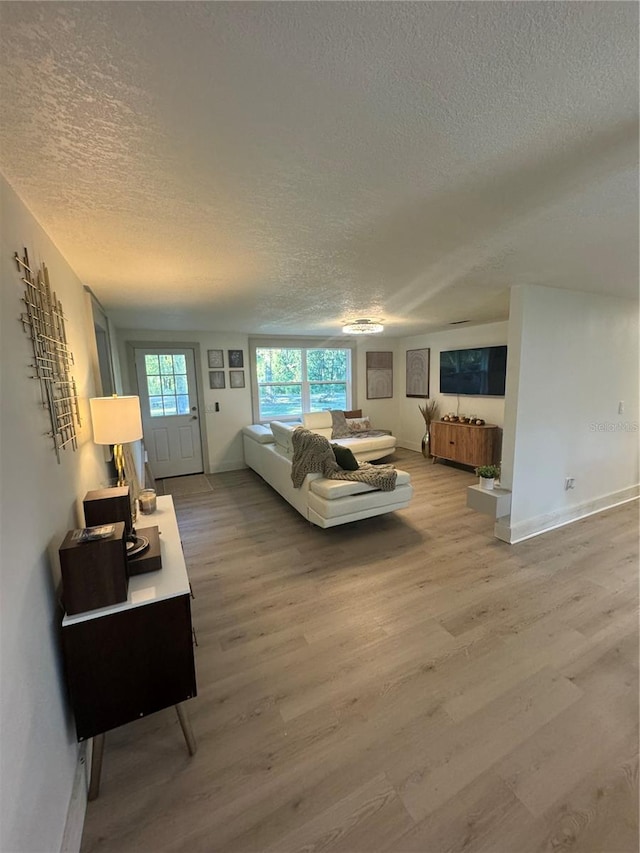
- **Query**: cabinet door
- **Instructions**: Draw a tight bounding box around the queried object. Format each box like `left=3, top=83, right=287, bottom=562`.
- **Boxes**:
left=456, top=426, right=480, bottom=465
left=62, top=595, right=197, bottom=740
left=430, top=422, right=452, bottom=458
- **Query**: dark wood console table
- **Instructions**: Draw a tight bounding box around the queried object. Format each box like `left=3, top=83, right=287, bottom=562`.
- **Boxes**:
left=61, top=495, right=197, bottom=799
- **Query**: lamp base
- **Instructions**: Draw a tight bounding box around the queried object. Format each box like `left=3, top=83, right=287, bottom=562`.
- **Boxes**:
left=113, top=443, right=127, bottom=488
left=112, top=443, right=138, bottom=523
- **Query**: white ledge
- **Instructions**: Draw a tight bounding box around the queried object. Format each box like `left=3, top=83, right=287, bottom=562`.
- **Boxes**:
left=466, top=484, right=512, bottom=519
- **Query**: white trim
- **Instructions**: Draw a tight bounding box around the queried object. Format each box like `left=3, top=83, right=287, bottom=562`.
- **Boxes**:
left=210, top=459, right=248, bottom=473
left=60, top=742, right=88, bottom=853
left=398, top=440, right=422, bottom=453
left=494, top=485, right=639, bottom=544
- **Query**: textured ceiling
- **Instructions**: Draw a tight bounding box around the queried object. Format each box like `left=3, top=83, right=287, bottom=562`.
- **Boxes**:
left=1, top=2, right=638, bottom=336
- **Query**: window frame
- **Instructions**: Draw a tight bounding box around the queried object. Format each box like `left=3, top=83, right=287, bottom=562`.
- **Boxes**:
left=250, top=337, right=356, bottom=423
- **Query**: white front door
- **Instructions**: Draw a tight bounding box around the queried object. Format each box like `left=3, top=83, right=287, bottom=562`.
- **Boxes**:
left=134, top=347, right=203, bottom=479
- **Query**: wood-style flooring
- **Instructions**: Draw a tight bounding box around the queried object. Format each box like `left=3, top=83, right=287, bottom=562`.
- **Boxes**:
left=80, top=449, right=639, bottom=853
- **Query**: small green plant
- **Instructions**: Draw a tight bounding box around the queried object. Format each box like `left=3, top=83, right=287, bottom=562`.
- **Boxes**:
left=475, top=464, right=501, bottom=479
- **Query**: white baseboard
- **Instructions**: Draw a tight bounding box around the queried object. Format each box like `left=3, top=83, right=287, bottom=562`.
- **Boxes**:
left=494, top=485, right=639, bottom=544
left=210, top=459, right=248, bottom=473
left=396, top=441, right=421, bottom=453
left=60, top=742, right=88, bottom=853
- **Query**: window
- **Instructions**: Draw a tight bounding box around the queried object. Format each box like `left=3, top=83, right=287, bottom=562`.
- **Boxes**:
left=144, top=353, right=190, bottom=417
left=254, top=346, right=352, bottom=422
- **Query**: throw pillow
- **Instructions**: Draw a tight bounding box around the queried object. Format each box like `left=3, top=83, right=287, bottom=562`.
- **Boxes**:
left=330, top=409, right=351, bottom=438
left=346, top=416, right=371, bottom=433
left=331, top=444, right=359, bottom=470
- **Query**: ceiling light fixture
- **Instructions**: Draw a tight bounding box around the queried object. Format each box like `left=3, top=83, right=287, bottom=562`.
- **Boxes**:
left=342, top=319, right=384, bottom=335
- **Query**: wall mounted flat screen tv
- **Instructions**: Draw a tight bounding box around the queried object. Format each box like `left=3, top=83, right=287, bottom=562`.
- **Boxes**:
left=440, top=345, right=507, bottom=396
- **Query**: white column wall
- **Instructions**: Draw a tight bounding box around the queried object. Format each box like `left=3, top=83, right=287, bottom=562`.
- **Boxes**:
left=498, top=284, right=639, bottom=542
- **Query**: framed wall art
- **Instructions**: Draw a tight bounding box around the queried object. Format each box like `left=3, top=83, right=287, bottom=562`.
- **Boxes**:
left=406, top=348, right=430, bottom=398
left=228, top=349, right=244, bottom=368
left=229, top=370, right=245, bottom=389
left=209, top=370, right=225, bottom=389
left=208, top=349, right=224, bottom=368
left=366, top=351, right=393, bottom=399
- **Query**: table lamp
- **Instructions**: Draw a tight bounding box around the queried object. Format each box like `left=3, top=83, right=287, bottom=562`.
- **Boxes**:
left=89, top=395, right=143, bottom=486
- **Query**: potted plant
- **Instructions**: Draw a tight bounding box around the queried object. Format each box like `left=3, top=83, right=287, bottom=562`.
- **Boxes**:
left=418, top=398, right=439, bottom=458
left=475, top=464, right=501, bottom=489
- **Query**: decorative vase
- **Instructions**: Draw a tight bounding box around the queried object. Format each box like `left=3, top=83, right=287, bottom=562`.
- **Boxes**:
left=479, top=476, right=495, bottom=490
left=421, top=430, right=430, bottom=458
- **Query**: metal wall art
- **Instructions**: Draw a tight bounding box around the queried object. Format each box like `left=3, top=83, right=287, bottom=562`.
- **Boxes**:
left=15, top=247, right=81, bottom=461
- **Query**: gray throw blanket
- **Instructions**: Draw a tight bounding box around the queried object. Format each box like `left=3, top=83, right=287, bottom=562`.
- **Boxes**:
left=291, top=428, right=397, bottom=491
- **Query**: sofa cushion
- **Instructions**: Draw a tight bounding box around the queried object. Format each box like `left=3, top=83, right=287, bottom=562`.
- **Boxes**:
left=302, top=411, right=332, bottom=439
left=331, top=444, right=359, bottom=471
left=308, top=468, right=411, bottom=500
left=343, top=409, right=362, bottom=419
left=270, top=421, right=295, bottom=457
left=332, top=434, right=395, bottom=455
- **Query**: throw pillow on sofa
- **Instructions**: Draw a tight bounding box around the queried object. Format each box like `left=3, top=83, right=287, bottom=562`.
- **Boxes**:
left=329, top=409, right=351, bottom=438
left=346, top=416, right=371, bottom=433
left=331, top=444, right=359, bottom=470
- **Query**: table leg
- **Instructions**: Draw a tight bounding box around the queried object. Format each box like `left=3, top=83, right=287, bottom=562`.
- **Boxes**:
left=88, top=733, right=105, bottom=801
left=175, top=703, right=197, bottom=756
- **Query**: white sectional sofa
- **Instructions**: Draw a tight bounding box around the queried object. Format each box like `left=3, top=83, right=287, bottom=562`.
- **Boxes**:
left=242, top=422, right=412, bottom=528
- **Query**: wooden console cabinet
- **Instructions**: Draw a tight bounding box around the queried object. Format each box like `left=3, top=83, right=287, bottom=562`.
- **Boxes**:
left=430, top=420, right=501, bottom=468
left=61, top=495, right=197, bottom=798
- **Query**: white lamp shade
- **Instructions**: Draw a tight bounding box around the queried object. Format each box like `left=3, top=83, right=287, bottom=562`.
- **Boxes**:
left=90, top=396, right=143, bottom=445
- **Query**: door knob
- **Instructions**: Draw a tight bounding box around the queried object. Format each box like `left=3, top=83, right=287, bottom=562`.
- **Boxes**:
left=191, top=415, right=198, bottom=420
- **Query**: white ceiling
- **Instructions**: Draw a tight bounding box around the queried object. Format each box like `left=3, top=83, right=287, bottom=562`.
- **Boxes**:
left=1, top=2, right=638, bottom=337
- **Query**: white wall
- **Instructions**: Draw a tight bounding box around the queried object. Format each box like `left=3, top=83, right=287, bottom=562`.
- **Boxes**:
left=396, top=322, right=509, bottom=451
left=1, top=177, right=109, bottom=852
left=498, top=284, right=639, bottom=542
